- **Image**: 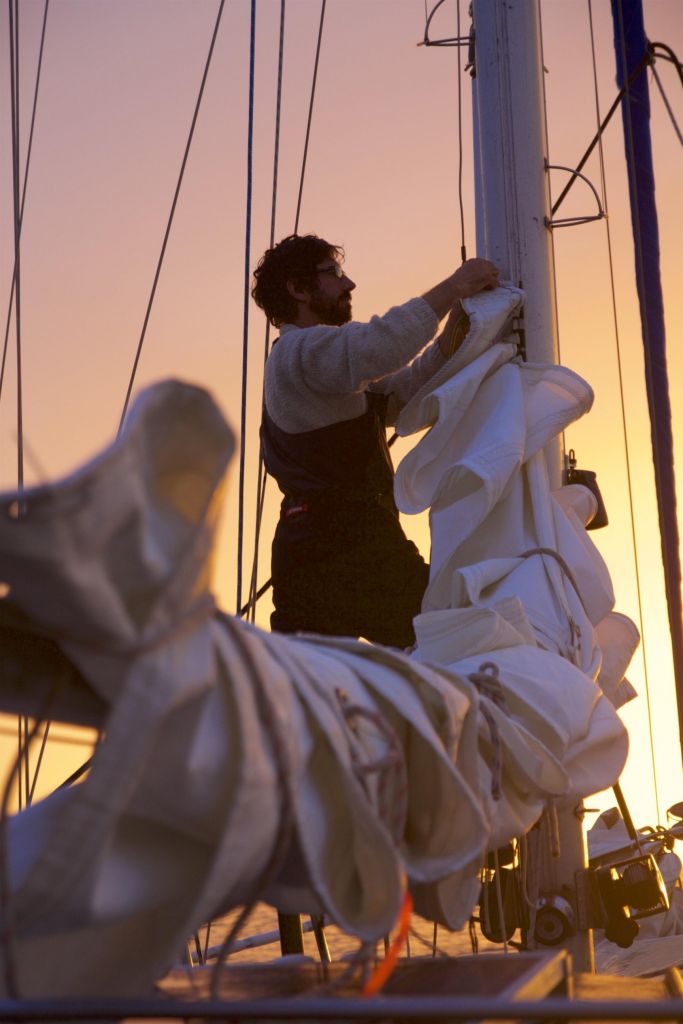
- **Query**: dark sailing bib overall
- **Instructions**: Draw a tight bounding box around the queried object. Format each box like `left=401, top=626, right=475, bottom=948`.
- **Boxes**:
left=260, top=393, right=428, bottom=647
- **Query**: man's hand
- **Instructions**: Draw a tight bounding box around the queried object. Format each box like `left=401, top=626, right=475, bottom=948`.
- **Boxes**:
left=451, top=258, right=499, bottom=299
left=422, top=258, right=499, bottom=321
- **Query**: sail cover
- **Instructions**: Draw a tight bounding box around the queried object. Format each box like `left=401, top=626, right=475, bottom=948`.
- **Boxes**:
left=0, top=290, right=634, bottom=996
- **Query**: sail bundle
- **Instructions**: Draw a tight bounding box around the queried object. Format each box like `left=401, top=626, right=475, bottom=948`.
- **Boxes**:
left=0, top=291, right=635, bottom=996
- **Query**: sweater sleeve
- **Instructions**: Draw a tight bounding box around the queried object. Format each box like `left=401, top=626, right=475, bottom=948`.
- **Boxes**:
left=370, top=306, right=470, bottom=424
left=277, top=297, right=439, bottom=396
left=370, top=336, right=446, bottom=424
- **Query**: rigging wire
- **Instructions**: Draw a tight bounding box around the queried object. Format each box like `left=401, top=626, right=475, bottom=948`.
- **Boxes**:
left=245, top=0, right=286, bottom=623
left=0, top=0, right=52, bottom=813
left=649, top=61, right=683, bottom=146
left=243, top=0, right=475, bottom=615
left=536, top=0, right=563, bottom=362
left=8, top=0, right=23, bottom=498
left=293, top=0, right=326, bottom=234
left=243, top=0, right=329, bottom=617
left=235, top=0, right=257, bottom=618
left=117, top=0, right=226, bottom=437
left=7, top=0, right=31, bottom=814
left=27, top=722, right=50, bottom=805
left=550, top=49, right=653, bottom=218
left=0, top=0, right=49, bottom=409
left=587, top=0, right=660, bottom=821
left=551, top=39, right=682, bottom=220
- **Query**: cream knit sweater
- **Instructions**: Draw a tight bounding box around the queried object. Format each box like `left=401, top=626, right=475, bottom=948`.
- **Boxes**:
left=264, top=296, right=446, bottom=433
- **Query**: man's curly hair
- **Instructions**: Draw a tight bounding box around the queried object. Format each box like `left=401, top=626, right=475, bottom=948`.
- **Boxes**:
left=252, top=234, right=344, bottom=327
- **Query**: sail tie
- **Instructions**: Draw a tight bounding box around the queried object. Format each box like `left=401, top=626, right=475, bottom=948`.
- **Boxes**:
left=520, top=547, right=584, bottom=665
left=468, top=662, right=507, bottom=801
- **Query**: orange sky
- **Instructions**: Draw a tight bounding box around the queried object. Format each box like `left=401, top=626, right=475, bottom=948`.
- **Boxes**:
left=0, top=0, right=681, bottom=823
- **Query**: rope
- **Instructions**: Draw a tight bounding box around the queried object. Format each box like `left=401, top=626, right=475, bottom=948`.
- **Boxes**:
left=235, top=0, right=257, bottom=618
left=468, top=662, right=507, bottom=801
left=592, top=0, right=659, bottom=819
left=520, top=546, right=584, bottom=663
left=0, top=0, right=49, bottom=409
left=293, top=0, right=326, bottom=234
left=363, top=891, right=412, bottom=997
left=336, top=691, right=408, bottom=845
left=117, top=0, right=226, bottom=437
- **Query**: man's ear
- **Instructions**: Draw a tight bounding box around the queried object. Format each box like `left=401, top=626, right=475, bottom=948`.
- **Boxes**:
left=286, top=278, right=311, bottom=304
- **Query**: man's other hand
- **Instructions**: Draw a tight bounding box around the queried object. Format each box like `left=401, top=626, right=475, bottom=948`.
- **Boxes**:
left=452, top=258, right=499, bottom=299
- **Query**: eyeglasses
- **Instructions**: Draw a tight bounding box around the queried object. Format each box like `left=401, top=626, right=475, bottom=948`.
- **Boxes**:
left=317, top=264, right=344, bottom=278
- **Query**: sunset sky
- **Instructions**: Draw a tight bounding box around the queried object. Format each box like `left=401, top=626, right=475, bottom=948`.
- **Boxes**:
left=0, top=0, right=681, bottom=824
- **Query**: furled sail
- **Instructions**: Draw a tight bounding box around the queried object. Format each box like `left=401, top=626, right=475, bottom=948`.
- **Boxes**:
left=0, top=291, right=633, bottom=996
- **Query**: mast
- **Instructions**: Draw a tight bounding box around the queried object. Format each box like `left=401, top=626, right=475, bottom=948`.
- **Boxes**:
left=471, top=0, right=593, bottom=971
left=471, top=1, right=558, bottom=362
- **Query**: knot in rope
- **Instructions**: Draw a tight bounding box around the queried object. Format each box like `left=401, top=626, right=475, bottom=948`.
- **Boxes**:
left=468, top=662, right=506, bottom=801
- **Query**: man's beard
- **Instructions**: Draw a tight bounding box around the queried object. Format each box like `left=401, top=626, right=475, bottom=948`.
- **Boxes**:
left=309, top=289, right=353, bottom=326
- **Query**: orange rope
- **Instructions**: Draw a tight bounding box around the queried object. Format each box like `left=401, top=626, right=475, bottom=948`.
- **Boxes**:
left=362, top=890, right=413, bottom=997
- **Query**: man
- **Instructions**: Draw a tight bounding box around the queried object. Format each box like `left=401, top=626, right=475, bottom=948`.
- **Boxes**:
left=253, top=233, right=498, bottom=647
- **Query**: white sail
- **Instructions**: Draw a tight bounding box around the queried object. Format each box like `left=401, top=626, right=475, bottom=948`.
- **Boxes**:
left=0, top=293, right=632, bottom=995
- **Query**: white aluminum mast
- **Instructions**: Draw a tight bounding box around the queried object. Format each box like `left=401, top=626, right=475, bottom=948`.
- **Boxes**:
left=471, top=0, right=593, bottom=972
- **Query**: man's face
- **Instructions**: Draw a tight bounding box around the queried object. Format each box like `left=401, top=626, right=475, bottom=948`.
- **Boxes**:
left=308, top=260, right=356, bottom=326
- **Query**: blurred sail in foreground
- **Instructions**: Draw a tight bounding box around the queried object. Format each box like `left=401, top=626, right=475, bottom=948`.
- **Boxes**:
left=0, top=290, right=633, bottom=996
